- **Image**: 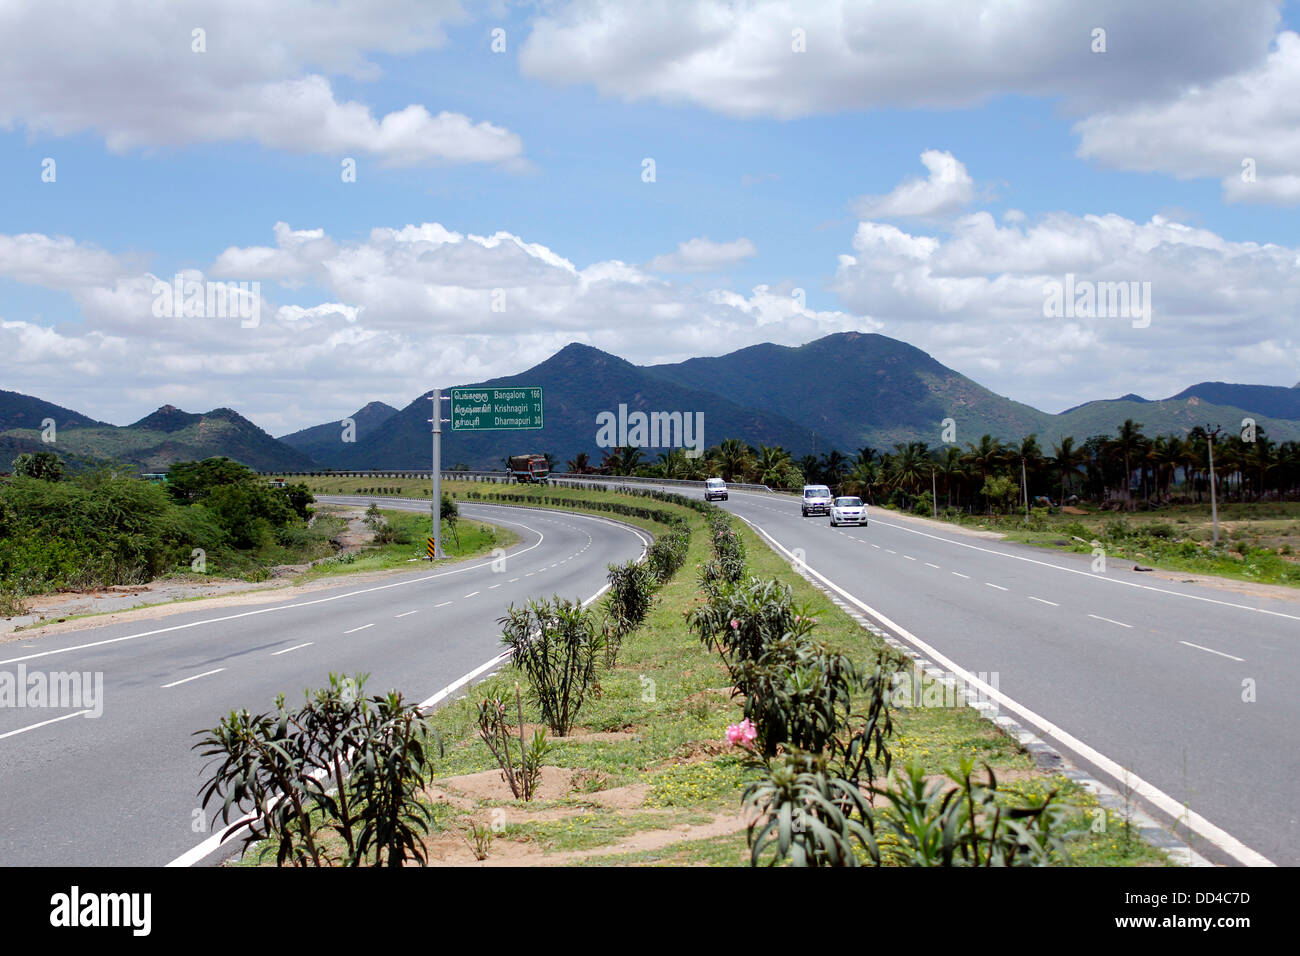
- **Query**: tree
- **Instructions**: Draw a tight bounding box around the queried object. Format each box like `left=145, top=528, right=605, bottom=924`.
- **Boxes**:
left=963, top=435, right=1002, bottom=514
left=1105, top=419, right=1145, bottom=511
left=715, top=438, right=754, bottom=483
left=441, top=493, right=460, bottom=549
left=1051, top=436, right=1087, bottom=504
left=11, top=451, right=64, bottom=482
left=566, top=452, right=593, bottom=474
left=980, top=475, right=1018, bottom=515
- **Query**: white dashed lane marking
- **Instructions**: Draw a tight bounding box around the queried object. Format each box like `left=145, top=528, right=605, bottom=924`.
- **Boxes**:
left=1180, top=640, right=1245, bottom=662
left=271, top=642, right=313, bottom=656
left=162, top=668, right=225, bottom=689
left=1028, top=596, right=1059, bottom=607
left=344, top=624, right=374, bottom=634
left=1088, top=613, right=1132, bottom=629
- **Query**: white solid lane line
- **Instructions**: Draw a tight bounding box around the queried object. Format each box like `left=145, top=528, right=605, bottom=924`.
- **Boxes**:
left=865, top=515, right=1300, bottom=622
left=271, top=642, right=314, bottom=656
left=1088, top=613, right=1132, bottom=628
left=736, top=512, right=1274, bottom=867
left=395, top=610, right=420, bottom=618
left=161, top=668, right=225, bottom=689
left=343, top=624, right=374, bottom=634
left=1180, top=640, right=1245, bottom=662
left=0, top=710, right=91, bottom=741
left=1029, top=596, right=1059, bottom=606
left=0, top=511, right=552, bottom=667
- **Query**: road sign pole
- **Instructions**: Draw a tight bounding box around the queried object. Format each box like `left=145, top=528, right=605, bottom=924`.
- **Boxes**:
left=431, top=389, right=446, bottom=559
left=1207, top=425, right=1221, bottom=547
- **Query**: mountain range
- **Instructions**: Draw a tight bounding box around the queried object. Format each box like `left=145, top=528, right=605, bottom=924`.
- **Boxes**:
left=4, top=332, right=1298, bottom=473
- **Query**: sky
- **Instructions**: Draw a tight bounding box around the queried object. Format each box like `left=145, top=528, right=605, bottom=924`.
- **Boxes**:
left=2, top=0, right=1299, bottom=435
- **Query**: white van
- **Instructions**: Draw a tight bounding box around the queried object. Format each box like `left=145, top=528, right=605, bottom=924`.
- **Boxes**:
left=801, top=484, right=832, bottom=516
left=704, top=477, right=728, bottom=501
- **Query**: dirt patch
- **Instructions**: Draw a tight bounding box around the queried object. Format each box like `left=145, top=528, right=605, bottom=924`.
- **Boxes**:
left=1061, top=506, right=1090, bottom=515
left=425, top=811, right=750, bottom=867
left=585, top=783, right=650, bottom=810
left=436, top=765, right=578, bottom=802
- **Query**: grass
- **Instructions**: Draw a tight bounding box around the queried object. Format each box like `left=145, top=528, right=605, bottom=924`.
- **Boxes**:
left=905, top=500, right=1300, bottom=588
left=223, top=483, right=1172, bottom=866
left=291, top=506, right=515, bottom=583
left=313, top=486, right=1174, bottom=865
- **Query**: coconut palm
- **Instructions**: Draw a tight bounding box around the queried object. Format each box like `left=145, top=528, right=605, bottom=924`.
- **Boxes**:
left=1105, top=419, right=1145, bottom=511
left=1051, top=436, right=1088, bottom=505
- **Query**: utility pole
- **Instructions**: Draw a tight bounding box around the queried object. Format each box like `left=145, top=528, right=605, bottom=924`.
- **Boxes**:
left=1206, top=425, right=1221, bottom=547
left=1022, top=456, right=1030, bottom=525
left=429, top=389, right=447, bottom=559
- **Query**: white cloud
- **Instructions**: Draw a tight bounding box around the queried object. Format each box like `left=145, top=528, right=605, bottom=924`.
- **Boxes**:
left=1075, top=30, right=1300, bottom=205
left=0, top=0, right=524, bottom=167
left=1, top=223, right=868, bottom=432
left=519, top=0, right=1279, bottom=118
left=854, top=150, right=974, bottom=219
left=647, top=237, right=758, bottom=273
left=831, top=211, right=1300, bottom=411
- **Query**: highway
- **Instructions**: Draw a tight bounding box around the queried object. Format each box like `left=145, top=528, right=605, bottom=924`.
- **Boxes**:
left=0, top=499, right=647, bottom=867
left=569, top=478, right=1299, bottom=867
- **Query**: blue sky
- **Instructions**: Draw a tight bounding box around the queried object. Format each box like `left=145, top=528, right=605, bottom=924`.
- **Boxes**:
left=2, top=0, right=1299, bottom=432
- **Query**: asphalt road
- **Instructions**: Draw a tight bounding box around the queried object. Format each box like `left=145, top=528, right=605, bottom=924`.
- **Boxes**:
left=570, top=479, right=1299, bottom=867
left=0, top=500, right=646, bottom=867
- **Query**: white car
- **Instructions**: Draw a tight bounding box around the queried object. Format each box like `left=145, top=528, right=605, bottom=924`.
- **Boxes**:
left=829, top=496, right=868, bottom=527
left=801, top=484, right=832, bottom=516
left=704, top=477, right=728, bottom=501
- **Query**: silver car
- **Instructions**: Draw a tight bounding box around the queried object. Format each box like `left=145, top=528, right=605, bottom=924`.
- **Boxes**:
left=801, top=484, right=832, bottom=516
left=829, top=496, right=868, bottom=527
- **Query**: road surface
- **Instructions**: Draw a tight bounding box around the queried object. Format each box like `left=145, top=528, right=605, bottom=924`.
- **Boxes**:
left=0, top=499, right=645, bottom=866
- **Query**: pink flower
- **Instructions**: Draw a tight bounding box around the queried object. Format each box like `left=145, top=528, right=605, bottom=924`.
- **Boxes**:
left=730, top=619, right=740, bottom=629
left=726, top=718, right=758, bottom=746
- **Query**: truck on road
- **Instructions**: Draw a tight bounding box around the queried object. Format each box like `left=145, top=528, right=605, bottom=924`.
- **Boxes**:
left=508, top=454, right=550, bottom=483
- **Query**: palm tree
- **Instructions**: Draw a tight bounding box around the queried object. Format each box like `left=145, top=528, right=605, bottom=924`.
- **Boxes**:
left=754, top=445, right=792, bottom=484
left=820, top=449, right=850, bottom=490
left=714, top=438, right=754, bottom=483
left=939, top=446, right=964, bottom=509
left=797, top=454, right=821, bottom=485
left=566, top=452, right=593, bottom=474
left=655, top=448, right=689, bottom=479
left=886, top=441, right=928, bottom=506
left=842, top=461, right=882, bottom=503
left=1105, top=419, right=1145, bottom=511
left=963, top=434, right=1002, bottom=514
left=1051, top=436, right=1088, bottom=505
left=600, top=445, right=645, bottom=476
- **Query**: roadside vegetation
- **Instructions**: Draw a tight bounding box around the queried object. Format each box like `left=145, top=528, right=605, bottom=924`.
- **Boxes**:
left=0, top=454, right=508, bottom=619
left=211, top=484, right=1168, bottom=867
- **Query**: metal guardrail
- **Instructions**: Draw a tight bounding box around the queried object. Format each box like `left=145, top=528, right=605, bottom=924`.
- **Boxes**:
left=264, top=469, right=787, bottom=493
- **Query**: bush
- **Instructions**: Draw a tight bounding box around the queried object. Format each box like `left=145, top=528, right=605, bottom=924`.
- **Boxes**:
left=603, top=559, right=656, bottom=665
left=498, top=597, right=603, bottom=736
left=646, top=521, right=690, bottom=583
left=193, top=673, right=441, bottom=866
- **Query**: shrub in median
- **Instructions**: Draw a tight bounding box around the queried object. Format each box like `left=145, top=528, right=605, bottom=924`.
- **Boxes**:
left=193, top=673, right=440, bottom=866
left=499, top=597, right=603, bottom=737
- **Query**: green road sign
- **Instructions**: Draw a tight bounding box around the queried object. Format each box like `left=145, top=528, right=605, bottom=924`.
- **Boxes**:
left=450, top=387, right=543, bottom=431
